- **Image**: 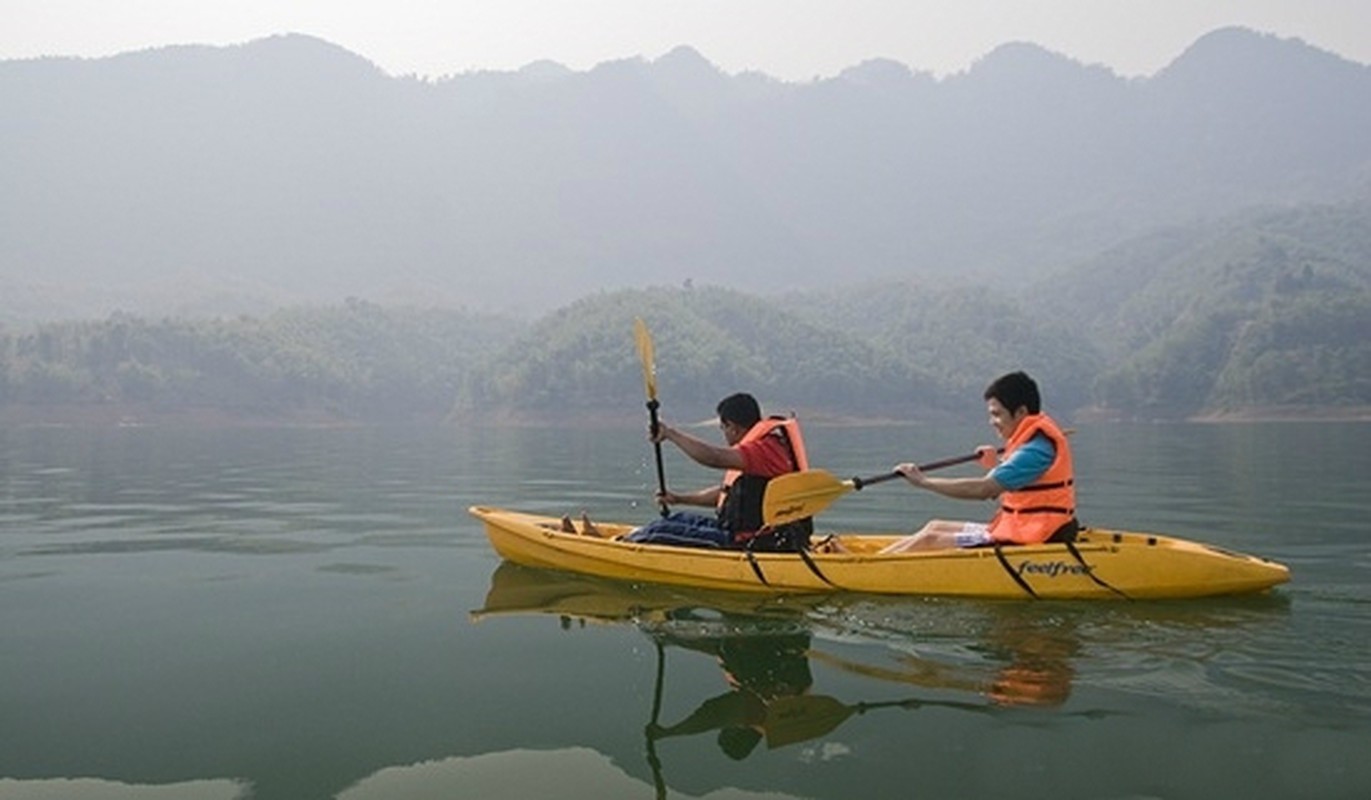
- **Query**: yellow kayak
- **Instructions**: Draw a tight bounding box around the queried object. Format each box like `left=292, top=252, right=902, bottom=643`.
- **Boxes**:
left=468, top=506, right=1290, bottom=601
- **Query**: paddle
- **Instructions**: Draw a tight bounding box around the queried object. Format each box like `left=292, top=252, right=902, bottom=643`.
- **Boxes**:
left=645, top=639, right=668, bottom=800
left=764, top=694, right=937, bottom=748
left=635, top=318, right=669, bottom=517
left=762, top=694, right=856, bottom=748
left=763, top=425, right=1077, bottom=526
left=762, top=450, right=992, bottom=527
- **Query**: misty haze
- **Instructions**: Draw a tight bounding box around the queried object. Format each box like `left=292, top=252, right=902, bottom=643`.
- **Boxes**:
left=1, top=26, right=1369, bottom=422
left=4, top=18, right=1371, bottom=800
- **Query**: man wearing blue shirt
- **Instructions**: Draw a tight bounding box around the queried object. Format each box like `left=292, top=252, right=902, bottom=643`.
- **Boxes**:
left=881, top=371, right=1076, bottom=552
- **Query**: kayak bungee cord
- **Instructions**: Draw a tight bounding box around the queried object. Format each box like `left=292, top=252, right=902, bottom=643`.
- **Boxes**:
left=795, top=546, right=838, bottom=588
left=993, top=545, right=1042, bottom=599
left=1064, top=539, right=1131, bottom=600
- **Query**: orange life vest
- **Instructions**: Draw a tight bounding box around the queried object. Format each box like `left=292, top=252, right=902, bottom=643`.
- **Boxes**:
left=717, top=415, right=809, bottom=537
left=987, top=413, right=1075, bottom=545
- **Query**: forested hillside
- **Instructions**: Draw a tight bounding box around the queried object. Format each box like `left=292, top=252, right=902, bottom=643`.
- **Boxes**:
left=451, top=288, right=955, bottom=421
left=1034, top=200, right=1371, bottom=415
left=0, top=302, right=520, bottom=422
left=2, top=200, right=1367, bottom=424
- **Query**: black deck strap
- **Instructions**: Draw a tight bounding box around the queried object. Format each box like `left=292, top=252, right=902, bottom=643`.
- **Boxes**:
left=744, top=550, right=770, bottom=586
left=993, top=544, right=1040, bottom=599
left=796, top=544, right=838, bottom=588
left=1064, top=540, right=1131, bottom=600
left=1045, top=519, right=1080, bottom=544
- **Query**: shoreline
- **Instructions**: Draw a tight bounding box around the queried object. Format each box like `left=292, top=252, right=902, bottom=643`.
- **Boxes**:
left=3, top=403, right=1370, bottom=428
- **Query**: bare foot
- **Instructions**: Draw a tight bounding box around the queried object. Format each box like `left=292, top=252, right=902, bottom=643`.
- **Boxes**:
left=580, top=511, right=602, bottom=538
left=813, top=535, right=847, bottom=554
left=560, top=514, right=576, bottom=533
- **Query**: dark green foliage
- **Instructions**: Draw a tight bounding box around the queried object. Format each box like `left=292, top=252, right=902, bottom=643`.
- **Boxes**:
left=2, top=200, right=1368, bottom=422
left=789, top=282, right=1105, bottom=414
left=1093, top=306, right=1249, bottom=414
left=1211, top=291, right=1371, bottom=407
left=457, top=287, right=954, bottom=420
left=0, top=302, right=520, bottom=421
left=1054, top=200, right=1371, bottom=415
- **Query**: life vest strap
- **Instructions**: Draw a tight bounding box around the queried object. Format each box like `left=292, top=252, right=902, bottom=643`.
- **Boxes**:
left=1000, top=505, right=1075, bottom=515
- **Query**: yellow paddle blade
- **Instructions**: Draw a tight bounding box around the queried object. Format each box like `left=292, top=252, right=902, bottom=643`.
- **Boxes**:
left=762, top=470, right=854, bottom=526
left=634, top=317, right=657, bottom=402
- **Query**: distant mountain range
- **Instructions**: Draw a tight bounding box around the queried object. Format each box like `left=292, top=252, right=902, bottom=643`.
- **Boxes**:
left=2, top=26, right=1369, bottom=322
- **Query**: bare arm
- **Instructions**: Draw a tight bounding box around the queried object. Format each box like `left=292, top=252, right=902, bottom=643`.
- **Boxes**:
left=895, top=462, right=1004, bottom=501
left=659, top=485, right=724, bottom=508
left=654, top=423, right=745, bottom=470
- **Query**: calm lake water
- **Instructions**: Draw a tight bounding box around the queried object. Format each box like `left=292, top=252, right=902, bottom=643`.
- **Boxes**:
left=1, top=420, right=1368, bottom=800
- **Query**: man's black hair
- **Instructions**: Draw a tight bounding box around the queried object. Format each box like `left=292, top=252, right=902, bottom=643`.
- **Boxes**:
left=983, top=371, right=1041, bottom=415
left=716, top=393, right=762, bottom=428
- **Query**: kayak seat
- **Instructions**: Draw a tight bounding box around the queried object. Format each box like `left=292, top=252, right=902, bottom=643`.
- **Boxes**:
left=1046, top=518, right=1080, bottom=544
left=966, top=518, right=1080, bottom=549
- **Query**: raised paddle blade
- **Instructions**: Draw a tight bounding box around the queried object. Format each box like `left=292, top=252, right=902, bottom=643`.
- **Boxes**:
left=634, top=318, right=669, bottom=515
left=634, top=317, right=658, bottom=402
left=762, top=470, right=853, bottom=526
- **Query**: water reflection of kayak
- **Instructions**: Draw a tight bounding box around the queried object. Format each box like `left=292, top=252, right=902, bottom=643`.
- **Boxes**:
left=470, top=560, right=1297, bottom=800
left=470, top=562, right=993, bottom=780
left=469, top=506, right=1289, bottom=600
left=472, top=562, right=1088, bottom=710
left=470, top=560, right=812, bottom=628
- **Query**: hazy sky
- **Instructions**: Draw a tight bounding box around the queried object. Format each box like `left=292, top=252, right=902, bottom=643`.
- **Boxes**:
left=3, top=1, right=1368, bottom=80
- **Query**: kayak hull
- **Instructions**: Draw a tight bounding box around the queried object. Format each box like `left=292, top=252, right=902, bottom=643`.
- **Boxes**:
left=468, top=506, right=1290, bottom=600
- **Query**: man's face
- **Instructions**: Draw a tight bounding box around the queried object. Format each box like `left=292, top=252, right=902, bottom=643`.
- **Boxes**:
left=719, top=418, right=746, bottom=446
left=987, top=398, right=1027, bottom=441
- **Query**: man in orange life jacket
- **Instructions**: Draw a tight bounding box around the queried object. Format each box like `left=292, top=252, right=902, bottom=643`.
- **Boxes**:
left=881, top=371, right=1077, bottom=553
left=621, top=392, right=811, bottom=550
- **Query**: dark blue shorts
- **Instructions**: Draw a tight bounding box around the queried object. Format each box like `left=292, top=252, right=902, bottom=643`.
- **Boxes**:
left=623, top=511, right=731, bottom=548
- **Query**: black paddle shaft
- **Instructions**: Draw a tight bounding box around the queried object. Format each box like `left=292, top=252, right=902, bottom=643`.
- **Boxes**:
left=850, top=449, right=996, bottom=490
left=647, top=398, right=669, bottom=517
